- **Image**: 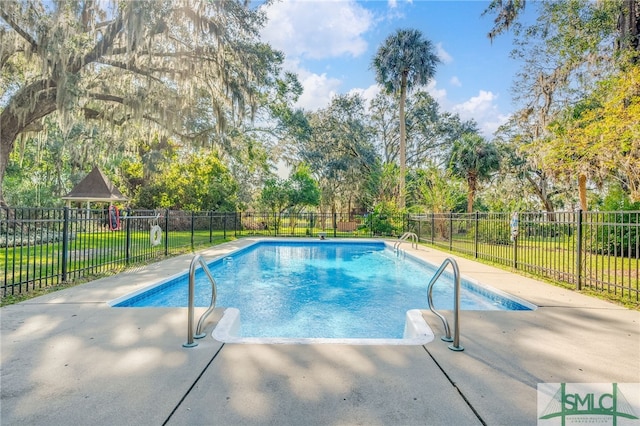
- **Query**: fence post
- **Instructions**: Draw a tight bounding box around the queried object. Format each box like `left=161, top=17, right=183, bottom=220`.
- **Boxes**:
left=164, top=209, right=169, bottom=256
left=513, top=233, right=518, bottom=269
left=235, top=212, right=240, bottom=237
left=510, top=212, right=519, bottom=269
left=209, top=211, right=213, bottom=243
left=223, top=212, right=227, bottom=239
left=431, top=213, right=435, bottom=244
left=191, top=211, right=195, bottom=250
left=333, top=212, right=337, bottom=238
left=61, top=207, right=69, bottom=282
left=125, top=213, right=131, bottom=264
left=2, top=209, right=8, bottom=294
left=576, top=209, right=583, bottom=290
left=474, top=211, right=479, bottom=259
left=449, top=214, right=453, bottom=251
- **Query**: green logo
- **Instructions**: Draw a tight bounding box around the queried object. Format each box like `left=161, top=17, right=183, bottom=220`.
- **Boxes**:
left=538, top=383, right=639, bottom=425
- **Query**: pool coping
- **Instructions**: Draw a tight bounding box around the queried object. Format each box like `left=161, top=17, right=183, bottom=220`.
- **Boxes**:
left=109, top=238, right=537, bottom=312
left=109, top=237, right=534, bottom=344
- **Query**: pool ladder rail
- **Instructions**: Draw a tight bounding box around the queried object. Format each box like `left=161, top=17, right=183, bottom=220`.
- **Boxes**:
left=183, top=254, right=218, bottom=348
left=427, top=257, right=464, bottom=352
left=394, top=232, right=419, bottom=250
left=182, top=253, right=463, bottom=350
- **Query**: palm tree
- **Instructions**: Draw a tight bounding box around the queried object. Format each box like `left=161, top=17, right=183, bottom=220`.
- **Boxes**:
left=372, top=29, right=440, bottom=208
left=449, top=133, right=501, bottom=213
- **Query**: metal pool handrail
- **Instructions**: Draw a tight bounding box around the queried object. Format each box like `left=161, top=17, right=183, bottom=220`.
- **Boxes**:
left=427, top=257, right=464, bottom=351
left=394, top=232, right=418, bottom=250
left=183, top=254, right=218, bottom=348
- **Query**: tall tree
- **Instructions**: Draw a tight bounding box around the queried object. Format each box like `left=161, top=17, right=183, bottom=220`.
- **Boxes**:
left=258, top=165, right=320, bottom=231
left=483, top=0, right=639, bottom=54
left=0, top=0, right=284, bottom=207
left=448, top=133, right=501, bottom=213
left=260, top=177, right=291, bottom=215
left=545, top=63, right=640, bottom=204
left=485, top=0, right=639, bottom=210
left=505, top=0, right=620, bottom=209
left=372, top=28, right=440, bottom=208
left=288, top=164, right=321, bottom=213
left=136, top=150, right=238, bottom=211
left=293, top=94, right=377, bottom=215
left=369, top=90, right=473, bottom=170
left=494, top=115, right=566, bottom=213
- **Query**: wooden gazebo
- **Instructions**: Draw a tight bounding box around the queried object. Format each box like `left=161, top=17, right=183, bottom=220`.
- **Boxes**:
left=61, top=166, right=128, bottom=208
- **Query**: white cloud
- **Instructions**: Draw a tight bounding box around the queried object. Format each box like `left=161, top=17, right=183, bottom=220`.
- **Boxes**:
left=426, top=80, right=447, bottom=103
left=349, top=84, right=381, bottom=106
left=452, top=90, right=509, bottom=136
left=296, top=72, right=342, bottom=110
left=453, top=90, right=496, bottom=115
left=282, top=59, right=341, bottom=110
left=387, top=0, right=413, bottom=9
left=261, top=0, right=373, bottom=60
left=450, top=76, right=461, bottom=87
left=435, top=42, right=453, bottom=64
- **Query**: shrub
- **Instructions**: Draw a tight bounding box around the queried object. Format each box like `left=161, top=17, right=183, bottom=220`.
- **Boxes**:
left=365, top=202, right=403, bottom=236
left=477, top=220, right=510, bottom=245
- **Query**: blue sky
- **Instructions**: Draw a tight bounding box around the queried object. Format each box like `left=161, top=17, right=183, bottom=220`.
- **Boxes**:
left=260, top=0, right=536, bottom=137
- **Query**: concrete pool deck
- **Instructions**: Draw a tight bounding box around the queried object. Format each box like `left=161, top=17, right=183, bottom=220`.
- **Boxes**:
left=1, top=238, right=639, bottom=425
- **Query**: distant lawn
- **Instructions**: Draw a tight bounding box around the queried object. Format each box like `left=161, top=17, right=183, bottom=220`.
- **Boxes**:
left=424, top=234, right=639, bottom=309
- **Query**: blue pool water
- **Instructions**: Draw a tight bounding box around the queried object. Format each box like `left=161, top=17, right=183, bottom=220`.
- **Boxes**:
left=113, top=240, right=532, bottom=339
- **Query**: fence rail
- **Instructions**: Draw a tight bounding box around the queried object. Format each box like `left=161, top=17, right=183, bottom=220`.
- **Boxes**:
left=407, top=210, right=639, bottom=303
left=2, top=207, right=638, bottom=304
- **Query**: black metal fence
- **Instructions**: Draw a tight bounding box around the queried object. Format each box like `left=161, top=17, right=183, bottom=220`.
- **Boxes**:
left=407, top=211, right=639, bottom=303
left=2, top=207, right=638, bottom=304
left=1, top=207, right=237, bottom=297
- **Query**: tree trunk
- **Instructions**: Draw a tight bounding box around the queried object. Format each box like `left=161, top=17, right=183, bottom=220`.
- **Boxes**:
left=467, top=174, right=477, bottom=213
left=398, top=72, right=408, bottom=209
left=617, top=0, right=640, bottom=58
left=578, top=173, right=588, bottom=211
left=525, top=172, right=556, bottom=215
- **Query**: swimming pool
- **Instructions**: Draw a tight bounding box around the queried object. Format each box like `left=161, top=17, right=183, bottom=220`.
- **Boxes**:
left=111, top=239, right=534, bottom=344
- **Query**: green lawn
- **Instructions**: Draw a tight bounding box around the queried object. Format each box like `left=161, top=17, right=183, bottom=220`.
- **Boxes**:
left=425, top=233, right=639, bottom=308
left=2, top=228, right=232, bottom=298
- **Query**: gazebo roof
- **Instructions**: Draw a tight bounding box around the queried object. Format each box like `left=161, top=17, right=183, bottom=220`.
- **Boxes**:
left=62, top=166, right=128, bottom=203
